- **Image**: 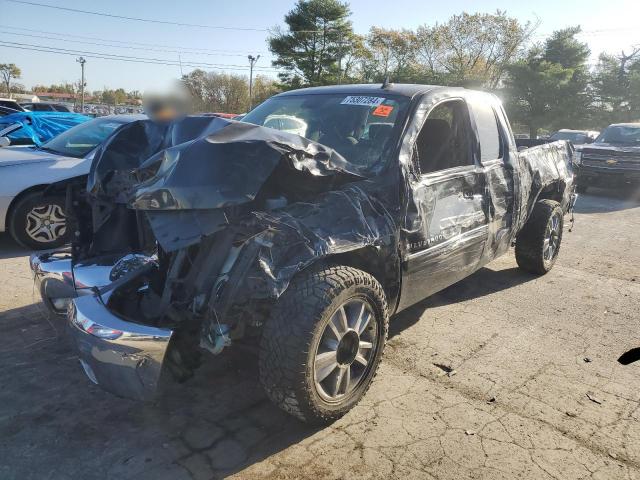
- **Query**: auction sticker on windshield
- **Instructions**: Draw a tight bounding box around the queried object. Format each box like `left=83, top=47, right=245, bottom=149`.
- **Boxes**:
left=340, top=96, right=385, bottom=107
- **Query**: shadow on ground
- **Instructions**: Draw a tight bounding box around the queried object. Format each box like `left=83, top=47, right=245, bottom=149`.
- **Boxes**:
left=0, top=233, right=30, bottom=260
left=0, top=261, right=540, bottom=479
left=0, top=301, right=323, bottom=480
left=389, top=265, right=537, bottom=339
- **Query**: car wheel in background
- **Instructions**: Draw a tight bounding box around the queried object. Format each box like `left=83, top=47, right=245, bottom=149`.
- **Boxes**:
left=9, top=191, right=69, bottom=250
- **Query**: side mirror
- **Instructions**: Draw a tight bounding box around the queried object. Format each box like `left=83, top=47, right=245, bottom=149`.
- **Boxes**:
left=0, top=137, right=10, bottom=147
left=585, top=137, right=595, bottom=144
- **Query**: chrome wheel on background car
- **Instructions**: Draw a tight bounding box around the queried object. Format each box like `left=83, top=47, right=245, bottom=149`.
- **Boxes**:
left=9, top=191, right=69, bottom=250
left=313, top=299, right=379, bottom=402
left=25, top=204, right=67, bottom=244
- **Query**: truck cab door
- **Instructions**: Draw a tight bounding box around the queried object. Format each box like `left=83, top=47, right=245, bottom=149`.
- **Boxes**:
left=398, top=98, right=489, bottom=311
left=467, top=95, right=516, bottom=264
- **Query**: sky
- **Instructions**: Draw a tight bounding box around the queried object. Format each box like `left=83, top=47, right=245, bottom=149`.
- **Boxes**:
left=1, top=0, right=639, bottom=93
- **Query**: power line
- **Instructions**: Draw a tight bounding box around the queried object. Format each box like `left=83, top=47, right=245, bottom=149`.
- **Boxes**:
left=0, top=41, right=279, bottom=72
left=3, top=0, right=334, bottom=34
left=0, top=30, right=263, bottom=57
left=3, top=0, right=268, bottom=32
left=0, top=24, right=271, bottom=55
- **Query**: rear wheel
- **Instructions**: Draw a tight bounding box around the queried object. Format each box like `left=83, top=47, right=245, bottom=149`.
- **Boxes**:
left=9, top=191, right=68, bottom=250
left=259, top=265, right=388, bottom=424
left=515, top=199, right=563, bottom=274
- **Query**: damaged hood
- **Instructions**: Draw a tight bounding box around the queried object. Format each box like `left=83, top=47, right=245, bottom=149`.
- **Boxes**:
left=0, top=146, right=67, bottom=168
left=87, top=115, right=360, bottom=210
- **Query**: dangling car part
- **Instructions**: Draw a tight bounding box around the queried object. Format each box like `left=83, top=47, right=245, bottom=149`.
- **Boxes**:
left=31, top=85, right=576, bottom=424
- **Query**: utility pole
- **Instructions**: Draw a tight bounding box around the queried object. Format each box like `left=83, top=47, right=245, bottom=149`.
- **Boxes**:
left=76, top=57, right=86, bottom=113
left=247, top=54, right=260, bottom=111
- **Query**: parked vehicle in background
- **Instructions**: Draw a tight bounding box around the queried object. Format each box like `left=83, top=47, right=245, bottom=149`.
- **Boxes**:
left=31, top=84, right=575, bottom=424
left=20, top=102, right=74, bottom=113
left=0, top=106, right=21, bottom=117
left=549, top=129, right=599, bottom=145
left=0, top=98, right=25, bottom=111
left=0, top=114, right=145, bottom=249
left=0, top=111, right=90, bottom=147
left=202, top=112, right=242, bottom=119
left=575, top=123, right=640, bottom=193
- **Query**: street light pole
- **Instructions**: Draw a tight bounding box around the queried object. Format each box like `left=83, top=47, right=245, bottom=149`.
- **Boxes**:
left=76, top=57, right=86, bottom=113
left=247, top=54, right=260, bottom=111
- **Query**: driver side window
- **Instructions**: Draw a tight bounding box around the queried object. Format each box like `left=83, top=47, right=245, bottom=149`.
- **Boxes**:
left=413, top=99, right=473, bottom=175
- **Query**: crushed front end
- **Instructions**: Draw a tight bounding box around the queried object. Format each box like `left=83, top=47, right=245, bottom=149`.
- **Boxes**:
left=31, top=115, right=397, bottom=401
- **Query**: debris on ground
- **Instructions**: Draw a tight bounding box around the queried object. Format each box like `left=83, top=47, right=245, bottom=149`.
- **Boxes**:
left=487, top=396, right=496, bottom=404
left=465, top=430, right=476, bottom=436
left=433, top=363, right=457, bottom=377
left=586, top=392, right=603, bottom=405
left=583, top=357, right=592, bottom=363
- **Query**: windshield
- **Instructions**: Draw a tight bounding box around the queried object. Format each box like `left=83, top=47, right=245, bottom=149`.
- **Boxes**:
left=40, top=117, right=128, bottom=157
left=595, top=126, right=640, bottom=145
left=242, top=93, right=410, bottom=172
left=550, top=131, right=587, bottom=144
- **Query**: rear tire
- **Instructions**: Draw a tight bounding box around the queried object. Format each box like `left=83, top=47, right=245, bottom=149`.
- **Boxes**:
left=515, top=199, right=563, bottom=275
left=259, top=265, right=388, bottom=424
left=9, top=191, right=68, bottom=250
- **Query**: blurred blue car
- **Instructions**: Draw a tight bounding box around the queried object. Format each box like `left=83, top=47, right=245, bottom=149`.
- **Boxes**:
left=0, top=111, right=90, bottom=147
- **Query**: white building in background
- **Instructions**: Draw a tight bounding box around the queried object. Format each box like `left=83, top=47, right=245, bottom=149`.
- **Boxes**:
left=11, top=93, right=40, bottom=103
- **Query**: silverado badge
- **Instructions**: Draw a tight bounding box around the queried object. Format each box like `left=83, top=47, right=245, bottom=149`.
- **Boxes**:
left=606, top=159, right=618, bottom=165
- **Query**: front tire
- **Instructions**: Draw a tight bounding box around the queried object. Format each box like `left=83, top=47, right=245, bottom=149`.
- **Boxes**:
left=515, top=199, right=564, bottom=274
left=9, top=191, right=68, bottom=250
left=259, top=265, right=388, bottom=424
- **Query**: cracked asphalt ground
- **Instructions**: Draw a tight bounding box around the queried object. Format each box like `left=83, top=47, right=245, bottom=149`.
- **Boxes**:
left=1, top=186, right=639, bottom=480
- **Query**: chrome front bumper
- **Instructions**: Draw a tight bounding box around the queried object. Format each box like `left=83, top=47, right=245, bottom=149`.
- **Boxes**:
left=29, top=251, right=76, bottom=314
left=31, top=251, right=172, bottom=401
left=68, top=295, right=173, bottom=401
left=30, top=252, right=149, bottom=314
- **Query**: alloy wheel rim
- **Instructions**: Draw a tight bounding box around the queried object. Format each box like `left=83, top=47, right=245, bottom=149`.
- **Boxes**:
left=25, top=204, right=66, bottom=243
left=313, top=299, right=378, bottom=403
left=543, top=213, right=561, bottom=261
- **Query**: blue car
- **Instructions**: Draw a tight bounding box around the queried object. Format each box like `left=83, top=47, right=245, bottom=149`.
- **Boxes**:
left=0, top=111, right=90, bottom=147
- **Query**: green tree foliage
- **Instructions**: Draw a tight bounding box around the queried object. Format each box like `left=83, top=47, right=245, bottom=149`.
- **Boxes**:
left=415, top=12, right=535, bottom=88
left=100, top=88, right=128, bottom=105
left=32, top=82, right=77, bottom=94
left=182, top=69, right=280, bottom=112
left=0, top=63, right=21, bottom=96
left=504, top=27, right=591, bottom=137
left=362, top=27, right=418, bottom=82
left=268, top=0, right=355, bottom=86
left=591, top=49, right=640, bottom=125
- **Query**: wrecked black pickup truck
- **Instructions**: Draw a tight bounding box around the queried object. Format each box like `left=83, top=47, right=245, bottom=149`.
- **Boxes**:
left=30, top=84, right=576, bottom=424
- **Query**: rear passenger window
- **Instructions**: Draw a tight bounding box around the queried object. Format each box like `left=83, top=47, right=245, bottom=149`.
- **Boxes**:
left=413, top=99, right=473, bottom=175
left=473, top=102, right=502, bottom=162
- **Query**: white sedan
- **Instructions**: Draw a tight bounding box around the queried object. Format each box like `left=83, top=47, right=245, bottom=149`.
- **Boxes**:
left=0, top=115, right=145, bottom=249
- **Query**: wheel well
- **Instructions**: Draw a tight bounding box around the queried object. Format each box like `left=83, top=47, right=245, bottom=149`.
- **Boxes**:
left=536, top=181, right=565, bottom=203
left=310, top=246, right=401, bottom=313
left=6, top=184, right=49, bottom=229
